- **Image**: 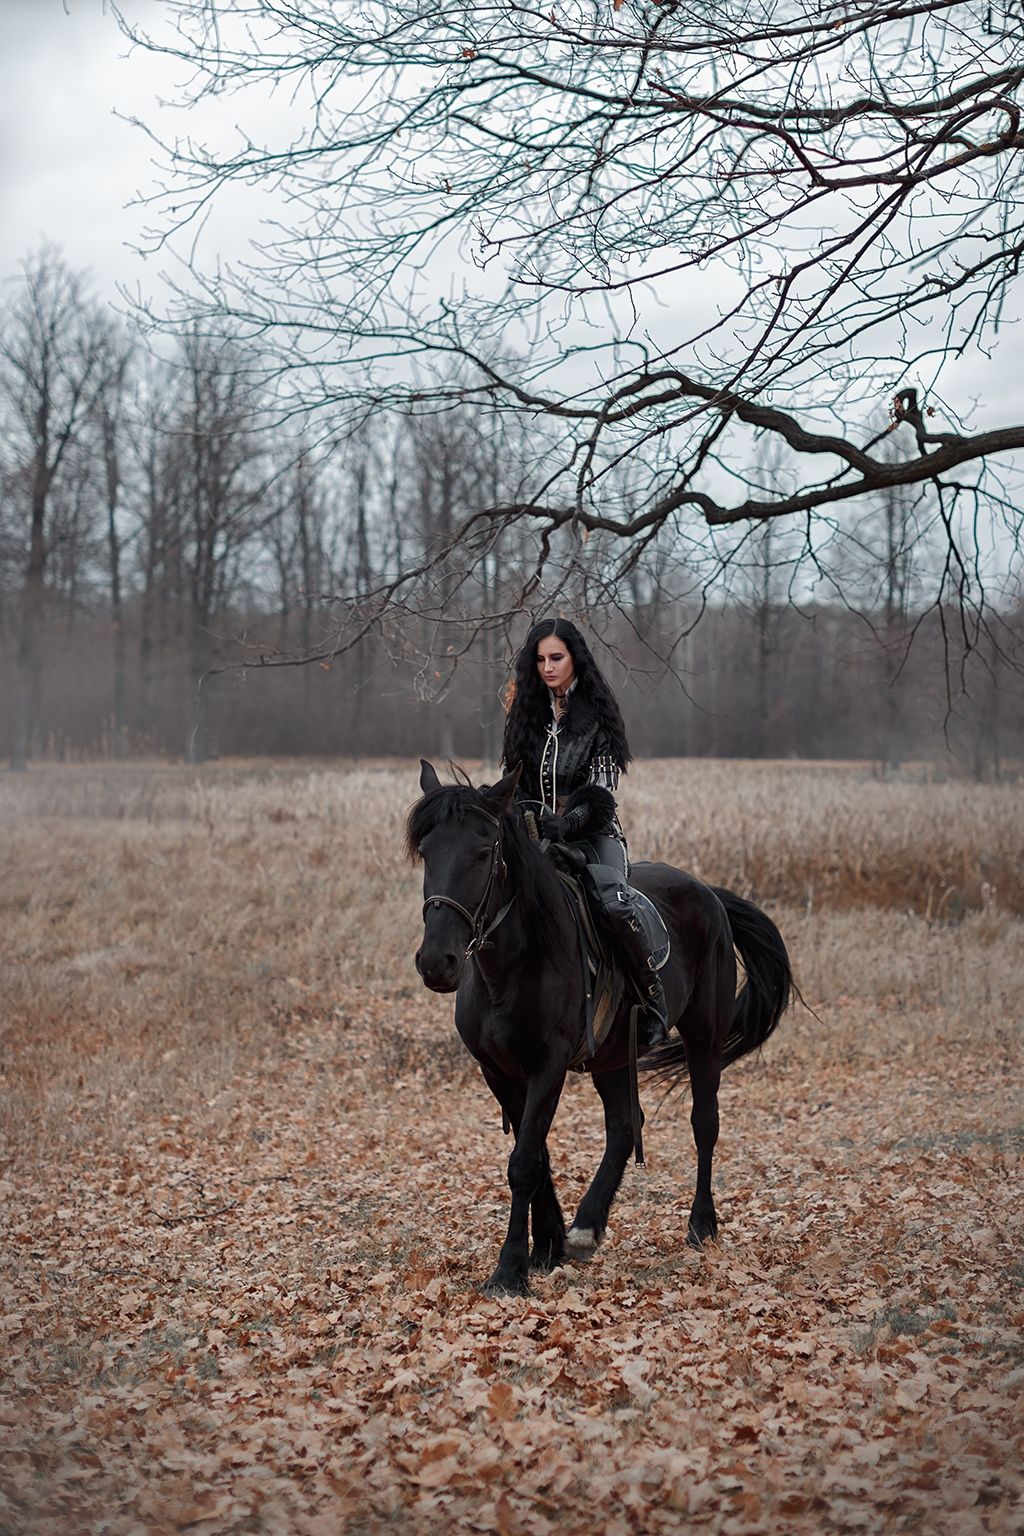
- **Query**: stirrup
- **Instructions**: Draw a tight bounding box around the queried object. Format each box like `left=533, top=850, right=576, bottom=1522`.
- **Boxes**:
left=637, top=981, right=669, bottom=1053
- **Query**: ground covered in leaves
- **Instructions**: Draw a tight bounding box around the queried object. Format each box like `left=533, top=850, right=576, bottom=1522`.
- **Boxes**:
left=1, top=761, right=1022, bottom=1534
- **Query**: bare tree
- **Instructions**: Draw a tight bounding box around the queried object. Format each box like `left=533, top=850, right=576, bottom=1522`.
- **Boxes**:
left=873, top=484, right=920, bottom=771
left=143, top=330, right=275, bottom=762
left=124, top=346, right=191, bottom=736
left=0, top=248, right=117, bottom=769
left=121, top=0, right=1024, bottom=649
left=95, top=325, right=135, bottom=755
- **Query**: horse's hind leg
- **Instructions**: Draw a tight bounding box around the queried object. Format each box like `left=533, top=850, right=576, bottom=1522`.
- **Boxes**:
left=685, top=1038, right=721, bottom=1245
left=684, top=952, right=733, bottom=1245
left=566, top=1066, right=637, bottom=1259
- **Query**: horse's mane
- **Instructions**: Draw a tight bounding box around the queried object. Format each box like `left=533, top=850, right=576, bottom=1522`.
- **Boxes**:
left=406, top=783, right=568, bottom=966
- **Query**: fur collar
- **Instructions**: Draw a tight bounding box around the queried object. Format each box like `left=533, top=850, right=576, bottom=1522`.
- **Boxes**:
left=557, top=693, right=601, bottom=737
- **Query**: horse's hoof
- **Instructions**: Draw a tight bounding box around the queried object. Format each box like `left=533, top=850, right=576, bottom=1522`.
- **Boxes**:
left=686, top=1220, right=718, bottom=1249
left=566, top=1225, right=601, bottom=1260
left=483, top=1270, right=529, bottom=1297
left=529, top=1245, right=565, bottom=1273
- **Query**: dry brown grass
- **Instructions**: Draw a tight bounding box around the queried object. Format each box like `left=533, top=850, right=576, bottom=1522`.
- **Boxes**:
left=624, top=758, right=1024, bottom=916
left=1, top=757, right=1021, bottom=1151
left=0, top=761, right=441, bottom=1150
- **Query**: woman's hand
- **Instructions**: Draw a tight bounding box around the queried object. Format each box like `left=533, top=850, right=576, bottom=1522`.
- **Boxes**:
left=539, top=812, right=573, bottom=841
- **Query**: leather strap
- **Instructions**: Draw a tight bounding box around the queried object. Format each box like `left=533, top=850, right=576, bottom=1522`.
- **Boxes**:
left=628, top=1004, right=645, bottom=1166
left=421, top=813, right=515, bottom=962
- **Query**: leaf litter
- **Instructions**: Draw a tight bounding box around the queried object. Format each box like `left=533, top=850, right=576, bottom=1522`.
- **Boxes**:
left=2, top=990, right=1021, bottom=1536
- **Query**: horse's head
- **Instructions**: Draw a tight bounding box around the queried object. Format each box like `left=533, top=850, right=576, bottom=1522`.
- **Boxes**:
left=408, top=759, right=522, bottom=992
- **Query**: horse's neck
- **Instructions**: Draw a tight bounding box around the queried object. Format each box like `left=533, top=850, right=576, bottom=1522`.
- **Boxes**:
left=477, top=884, right=531, bottom=986
left=474, top=852, right=567, bottom=992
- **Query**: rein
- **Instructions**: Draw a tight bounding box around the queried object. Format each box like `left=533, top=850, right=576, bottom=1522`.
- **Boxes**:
left=422, top=807, right=517, bottom=961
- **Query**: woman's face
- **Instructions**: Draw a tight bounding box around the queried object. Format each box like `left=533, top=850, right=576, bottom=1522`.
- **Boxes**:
left=536, top=634, right=576, bottom=696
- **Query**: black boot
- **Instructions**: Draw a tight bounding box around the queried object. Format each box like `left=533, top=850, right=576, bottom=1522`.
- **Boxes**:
left=636, top=959, right=670, bottom=1055
left=585, top=865, right=671, bottom=1055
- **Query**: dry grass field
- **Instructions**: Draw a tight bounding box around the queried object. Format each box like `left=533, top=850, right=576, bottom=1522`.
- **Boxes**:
left=1, top=758, right=1022, bottom=1535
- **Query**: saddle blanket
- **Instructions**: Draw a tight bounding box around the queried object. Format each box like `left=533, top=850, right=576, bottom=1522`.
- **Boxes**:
left=555, top=866, right=670, bottom=1071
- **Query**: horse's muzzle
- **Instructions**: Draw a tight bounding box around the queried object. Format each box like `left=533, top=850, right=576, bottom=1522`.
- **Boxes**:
left=415, top=945, right=464, bottom=993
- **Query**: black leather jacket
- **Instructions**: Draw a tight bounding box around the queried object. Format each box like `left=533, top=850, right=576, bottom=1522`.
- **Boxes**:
left=516, top=690, right=624, bottom=841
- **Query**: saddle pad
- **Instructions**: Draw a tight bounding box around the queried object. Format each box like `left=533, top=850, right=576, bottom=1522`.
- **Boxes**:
left=555, top=870, right=622, bottom=1071
left=556, top=868, right=672, bottom=1070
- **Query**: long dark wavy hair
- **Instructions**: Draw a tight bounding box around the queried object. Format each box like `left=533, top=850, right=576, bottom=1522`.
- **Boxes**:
left=501, top=618, right=632, bottom=774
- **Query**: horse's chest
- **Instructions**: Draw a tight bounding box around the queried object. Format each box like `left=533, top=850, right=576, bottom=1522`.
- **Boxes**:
left=456, top=991, right=547, bottom=1076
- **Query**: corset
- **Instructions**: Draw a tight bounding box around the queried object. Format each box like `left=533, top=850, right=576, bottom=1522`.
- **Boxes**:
left=520, top=700, right=620, bottom=819
left=536, top=714, right=598, bottom=810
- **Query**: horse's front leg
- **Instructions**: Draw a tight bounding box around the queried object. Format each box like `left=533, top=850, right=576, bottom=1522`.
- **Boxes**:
left=484, top=1063, right=567, bottom=1296
left=480, top=1068, right=566, bottom=1277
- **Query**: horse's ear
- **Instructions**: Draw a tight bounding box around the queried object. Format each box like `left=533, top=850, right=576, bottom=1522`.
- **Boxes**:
left=483, top=761, right=522, bottom=816
left=420, top=759, right=442, bottom=794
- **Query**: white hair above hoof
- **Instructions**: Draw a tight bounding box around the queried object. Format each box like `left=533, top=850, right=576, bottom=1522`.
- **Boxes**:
left=566, top=1225, right=600, bottom=1258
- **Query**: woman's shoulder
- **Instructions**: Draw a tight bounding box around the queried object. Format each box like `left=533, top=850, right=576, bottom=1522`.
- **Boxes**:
left=563, top=692, right=603, bottom=738
left=565, top=689, right=629, bottom=766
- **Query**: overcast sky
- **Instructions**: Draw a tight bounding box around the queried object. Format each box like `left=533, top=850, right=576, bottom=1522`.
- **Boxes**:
left=2, top=2, right=160, bottom=292
left=2, top=0, right=1023, bottom=441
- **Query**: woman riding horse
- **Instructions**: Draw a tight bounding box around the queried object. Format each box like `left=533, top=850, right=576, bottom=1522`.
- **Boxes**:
left=502, top=617, right=669, bottom=1055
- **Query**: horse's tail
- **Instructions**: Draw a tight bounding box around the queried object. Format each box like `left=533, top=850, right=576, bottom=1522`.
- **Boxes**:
left=643, top=886, right=793, bottom=1084
left=712, top=887, right=793, bottom=1067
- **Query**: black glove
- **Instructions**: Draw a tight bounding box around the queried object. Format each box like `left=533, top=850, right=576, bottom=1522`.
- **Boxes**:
left=539, top=812, right=573, bottom=841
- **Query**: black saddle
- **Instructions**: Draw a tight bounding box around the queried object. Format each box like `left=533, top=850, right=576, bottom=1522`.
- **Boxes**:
left=549, top=852, right=670, bottom=1072
left=580, top=859, right=670, bottom=970
left=551, top=845, right=669, bottom=961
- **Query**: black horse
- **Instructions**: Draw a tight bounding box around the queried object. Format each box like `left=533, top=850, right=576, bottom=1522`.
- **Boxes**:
left=408, top=760, right=793, bottom=1296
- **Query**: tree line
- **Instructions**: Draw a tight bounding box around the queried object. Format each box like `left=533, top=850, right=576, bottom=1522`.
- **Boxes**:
left=1, top=248, right=1020, bottom=777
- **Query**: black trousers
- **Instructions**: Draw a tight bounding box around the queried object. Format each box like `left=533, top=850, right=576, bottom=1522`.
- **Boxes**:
left=571, top=833, right=658, bottom=978
left=575, top=831, right=629, bottom=882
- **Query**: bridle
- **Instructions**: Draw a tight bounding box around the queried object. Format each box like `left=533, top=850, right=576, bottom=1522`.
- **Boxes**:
left=421, top=807, right=517, bottom=960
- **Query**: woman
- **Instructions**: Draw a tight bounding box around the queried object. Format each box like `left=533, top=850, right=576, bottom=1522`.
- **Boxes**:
left=501, top=617, right=669, bottom=1052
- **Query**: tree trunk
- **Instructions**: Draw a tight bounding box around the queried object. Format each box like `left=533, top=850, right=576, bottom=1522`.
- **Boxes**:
left=103, top=410, right=127, bottom=757
left=11, top=461, right=50, bottom=771
left=186, top=609, right=213, bottom=765
left=296, top=467, right=317, bottom=731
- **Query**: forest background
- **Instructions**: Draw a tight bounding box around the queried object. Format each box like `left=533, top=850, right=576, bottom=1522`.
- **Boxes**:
left=1, top=244, right=1021, bottom=777
left=3, top=2, right=1024, bottom=777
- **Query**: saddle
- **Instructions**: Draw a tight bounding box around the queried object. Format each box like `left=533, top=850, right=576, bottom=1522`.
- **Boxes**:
left=551, top=853, right=670, bottom=1073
